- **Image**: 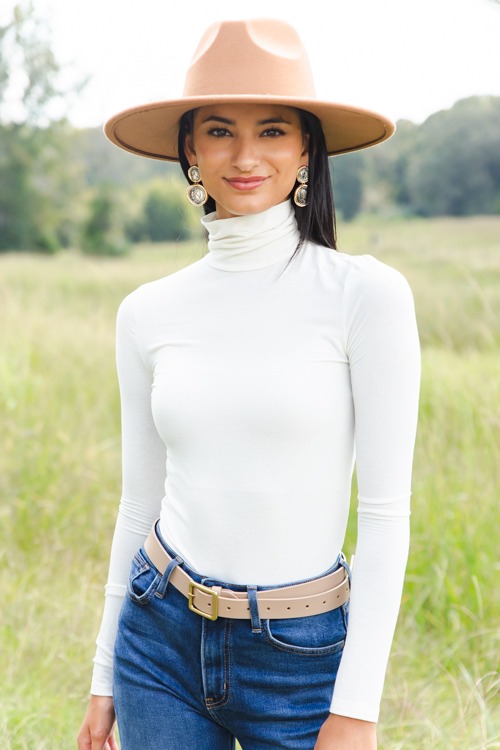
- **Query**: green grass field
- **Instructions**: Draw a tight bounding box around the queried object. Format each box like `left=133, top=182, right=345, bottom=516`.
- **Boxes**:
left=1, top=216, right=499, bottom=748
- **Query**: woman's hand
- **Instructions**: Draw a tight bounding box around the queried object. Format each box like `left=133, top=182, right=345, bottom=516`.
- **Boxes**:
left=314, top=713, right=377, bottom=749
left=77, top=695, right=118, bottom=750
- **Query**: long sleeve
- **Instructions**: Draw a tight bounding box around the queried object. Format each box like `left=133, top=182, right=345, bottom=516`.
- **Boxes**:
left=330, top=257, right=421, bottom=721
left=90, top=292, right=167, bottom=695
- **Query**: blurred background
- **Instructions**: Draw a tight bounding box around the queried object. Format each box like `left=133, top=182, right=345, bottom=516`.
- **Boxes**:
left=0, top=1, right=499, bottom=748
left=0, top=0, right=500, bottom=252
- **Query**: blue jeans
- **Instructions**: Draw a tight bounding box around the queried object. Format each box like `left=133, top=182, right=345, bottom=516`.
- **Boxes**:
left=113, top=529, right=350, bottom=749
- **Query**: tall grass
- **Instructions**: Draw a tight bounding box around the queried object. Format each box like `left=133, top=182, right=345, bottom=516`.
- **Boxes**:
left=1, top=217, right=499, bottom=748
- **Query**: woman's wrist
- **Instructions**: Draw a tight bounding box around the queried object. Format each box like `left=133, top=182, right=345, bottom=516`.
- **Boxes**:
left=328, top=713, right=375, bottom=725
left=315, top=713, right=377, bottom=749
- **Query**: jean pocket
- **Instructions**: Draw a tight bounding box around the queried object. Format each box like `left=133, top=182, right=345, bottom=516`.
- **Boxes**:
left=263, top=605, right=347, bottom=656
left=126, top=549, right=162, bottom=605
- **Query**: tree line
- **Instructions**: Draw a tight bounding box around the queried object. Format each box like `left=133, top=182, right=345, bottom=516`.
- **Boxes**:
left=332, top=96, right=500, bottom=220
left=1, top=4, right=499, bottom=254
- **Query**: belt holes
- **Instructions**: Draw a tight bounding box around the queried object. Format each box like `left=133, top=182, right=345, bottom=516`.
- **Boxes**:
left=226, top=606, right=231, bottom=611
left=266, top=607, right=271, bottom=611
left=246, top=607, right=249, bottom=611
left=286, top=606, right=291, bottom=610
left=337, top=594, right=340, bottom=599
left=322, top=600, right=326, bottom=605
left=305, top=604, right=309, bottom=608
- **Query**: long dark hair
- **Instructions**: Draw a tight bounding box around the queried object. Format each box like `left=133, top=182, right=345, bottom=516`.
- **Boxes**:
left=177, top=108, right=337, bottom=253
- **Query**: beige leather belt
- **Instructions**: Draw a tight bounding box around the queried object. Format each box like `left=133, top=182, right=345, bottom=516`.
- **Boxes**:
left=144, top=523, right=350, bottom=622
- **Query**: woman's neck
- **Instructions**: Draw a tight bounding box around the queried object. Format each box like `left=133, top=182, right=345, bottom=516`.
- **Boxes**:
left=201, top=201, right=300, bottom=272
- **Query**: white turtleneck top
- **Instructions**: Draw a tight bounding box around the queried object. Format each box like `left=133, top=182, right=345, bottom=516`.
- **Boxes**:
left=91, top=200, right=420, bottom=722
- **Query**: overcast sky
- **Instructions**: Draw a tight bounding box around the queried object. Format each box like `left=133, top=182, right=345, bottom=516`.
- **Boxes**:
left=3, top=0, right=500, bottom=127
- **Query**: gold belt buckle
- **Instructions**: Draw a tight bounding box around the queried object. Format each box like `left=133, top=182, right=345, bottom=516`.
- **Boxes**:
left=187, top=581, right=219, bottom=621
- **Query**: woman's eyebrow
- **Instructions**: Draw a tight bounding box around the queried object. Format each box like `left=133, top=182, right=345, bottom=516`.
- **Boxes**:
left=258, top=117, right=292, bottom=126
left=200, top=115, right=292, bottom=126
left=201, top=115, right=234, bottom=125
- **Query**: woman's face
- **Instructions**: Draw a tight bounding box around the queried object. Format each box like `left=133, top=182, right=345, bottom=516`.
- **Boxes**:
left=184, top=103, right=309, bottom=220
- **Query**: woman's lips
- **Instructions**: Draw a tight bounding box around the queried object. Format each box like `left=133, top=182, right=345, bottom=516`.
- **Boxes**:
left=225, top=176, right=268, bottom=191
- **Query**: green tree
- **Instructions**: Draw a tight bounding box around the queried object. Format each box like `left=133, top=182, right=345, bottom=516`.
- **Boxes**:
left=81, top=186, right=128, bottom=256
left=0, top=2, right=84, bottom=251
left=77, top=127, right=178, bottom=189
left=365, top=119, right=418, bottom=211
left=406, top=97, right=500, bottom=216
left=0, top=3, right=61, bottom=126
left=144, top=183, right=188, bottom=241
left=356, top=97, right=500, bottom=218
left=125, top=179, right=200, bottom=243
left=330, top=152, right=365, bottom=221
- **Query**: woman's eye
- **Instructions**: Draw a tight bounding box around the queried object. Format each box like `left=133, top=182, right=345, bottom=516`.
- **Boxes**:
left=262, top=128, right=285, bottom=137
left=207, top=128, right=231, bottom=138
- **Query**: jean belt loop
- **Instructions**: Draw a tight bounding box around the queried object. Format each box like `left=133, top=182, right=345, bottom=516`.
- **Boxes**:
left=338, top=553, right=352, bottom=583
left=247, top=585, right=262, bottom=633
left=156, top=555, right=183, bottom=599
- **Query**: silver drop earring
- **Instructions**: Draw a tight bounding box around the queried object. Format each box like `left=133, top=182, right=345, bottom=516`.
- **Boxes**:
left=186, top=166, right=208, bottom=206
left=293, top=165, right=308, bottom=208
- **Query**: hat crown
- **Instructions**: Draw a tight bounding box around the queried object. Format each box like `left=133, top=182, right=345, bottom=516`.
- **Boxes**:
left=104, top=18, right=395, bottom=162
left=183, top=19, right=316, bottom=99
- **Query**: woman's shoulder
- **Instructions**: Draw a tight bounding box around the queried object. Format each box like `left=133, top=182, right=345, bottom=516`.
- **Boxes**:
left=117, top=258, right=206, bottom=319
left=343, top=251, right=411, bottom=294
left=309, top=243, right=414, bottom=302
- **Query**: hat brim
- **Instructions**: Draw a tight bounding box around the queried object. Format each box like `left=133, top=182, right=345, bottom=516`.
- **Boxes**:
left=104, top=95, right=395, bottom=162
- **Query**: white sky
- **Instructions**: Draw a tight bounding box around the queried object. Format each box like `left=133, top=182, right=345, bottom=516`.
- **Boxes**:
left=3, top=0, right=500, bottom=127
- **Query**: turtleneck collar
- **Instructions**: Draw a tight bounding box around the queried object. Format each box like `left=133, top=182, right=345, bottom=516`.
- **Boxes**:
left=201, top=200, right=300, bottom=272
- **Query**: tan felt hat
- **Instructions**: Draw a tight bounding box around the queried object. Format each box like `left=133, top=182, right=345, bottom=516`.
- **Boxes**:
left=104, top=19, right=395, bottom=162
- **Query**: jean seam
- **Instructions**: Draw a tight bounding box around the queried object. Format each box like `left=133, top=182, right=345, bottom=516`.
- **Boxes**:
left=131, top=556, right=150, bottom=576
left=341, top=601, right=349, bottom=632
left=264, top=639, right=345, bottom=656
left=262, top=620, right=345, bottom=656
left=127, top=571, right=162, bottom=606
left=205, top=618, right=232, bottom=709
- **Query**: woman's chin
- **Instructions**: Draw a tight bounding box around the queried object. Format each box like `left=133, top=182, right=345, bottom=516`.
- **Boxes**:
left=215, top=195, right=289, bottom=220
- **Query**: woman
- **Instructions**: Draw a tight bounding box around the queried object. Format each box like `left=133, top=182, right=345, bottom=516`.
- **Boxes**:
left=78, top=18, right=420, bottom=750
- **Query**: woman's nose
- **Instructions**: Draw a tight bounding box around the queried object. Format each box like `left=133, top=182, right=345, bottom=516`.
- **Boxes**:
left=231, top=136, right=260, bottom=172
